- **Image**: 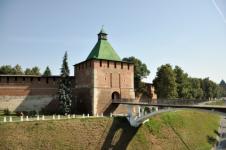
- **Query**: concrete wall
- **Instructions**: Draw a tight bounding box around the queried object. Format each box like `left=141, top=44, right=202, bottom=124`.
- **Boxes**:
left=0, top=95, right=54, bottom=112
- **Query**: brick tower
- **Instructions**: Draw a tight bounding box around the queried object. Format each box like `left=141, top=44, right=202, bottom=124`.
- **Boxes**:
left=74, top=28, right=135, bottom=115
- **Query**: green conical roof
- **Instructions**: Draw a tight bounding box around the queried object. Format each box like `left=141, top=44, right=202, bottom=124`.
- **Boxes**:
left=86, top=29, right=121, bottom=61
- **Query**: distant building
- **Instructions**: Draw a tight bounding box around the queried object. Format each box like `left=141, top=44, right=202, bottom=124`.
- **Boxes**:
left=135, top=83, right=157, bottom=103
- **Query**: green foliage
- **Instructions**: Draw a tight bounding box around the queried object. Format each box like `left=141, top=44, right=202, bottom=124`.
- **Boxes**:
left=0, top=64, right=42, bottom=76
left=122, top=57, right=150, bottom=95
left=201, top=78, right=220, bottom=100
left=219, top=80, right=226, bottom=97
left=31, top=66, right=41, bottom=75
left=0, top=65, right=15, bottom=74
left=24, top=68, right=32, bottom=75
left=174, top=66, right=192, bottom=99
left=58, top=52, right=72, bottom=114
left=3, top=108, right=10, bottom=116
left=43, top=66, right=52, bottom=76
left=189, top=78, right=204, bottom=99
left=153, top=64, right=222, bottom=100
left=25, top=66, right=41, bottom=75
left=153, top=64, right=178, bottom=99
left=13, top=64, right=24, bottom=75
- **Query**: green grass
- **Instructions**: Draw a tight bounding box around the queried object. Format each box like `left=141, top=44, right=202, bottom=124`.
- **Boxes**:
left=0, top=110, right=220, bottom=150
left=142, top=110, right=220, bottom=150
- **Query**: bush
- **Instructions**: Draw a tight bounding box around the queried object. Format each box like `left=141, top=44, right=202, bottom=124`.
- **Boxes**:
left=28, top=111, right=37, bottom=117
left=3, top=108, right=10, bottom=116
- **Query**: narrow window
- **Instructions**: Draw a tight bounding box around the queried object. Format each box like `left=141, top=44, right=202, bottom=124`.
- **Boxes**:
left=23, top=77, right=25, bottom=81
left=119, top=74, right=121, bottom=88
left=7, top=77, right=9, bottom=83
left=100, top=60, right=102, bottom=67
left=46, top=78, right=49, bottom=84
left=110, top=73, right=112, bottom=87
left=78, top=65, right=80, bottom=70
left=107, top=61, right=110, bottom=68
left=114, top=62, right=117, bottom=68
left=128, top=64, right=130, bottom=70
left=121, top=62, right=123, bottom=69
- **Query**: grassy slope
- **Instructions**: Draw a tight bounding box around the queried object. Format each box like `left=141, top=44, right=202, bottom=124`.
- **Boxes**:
left=0, top=110, right=220, bottom=150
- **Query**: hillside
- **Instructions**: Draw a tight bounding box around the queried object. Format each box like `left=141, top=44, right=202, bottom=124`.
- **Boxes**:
left=0, top=110, right=220, bottom=150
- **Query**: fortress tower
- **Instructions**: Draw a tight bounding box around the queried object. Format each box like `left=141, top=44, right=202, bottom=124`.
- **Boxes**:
left=74, top=28, right=135, bottom=115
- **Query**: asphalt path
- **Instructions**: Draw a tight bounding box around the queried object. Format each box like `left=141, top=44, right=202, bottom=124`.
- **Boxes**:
left=216, top=100, right=226, bottom=150
left=217, top=116, right=226, bottom=150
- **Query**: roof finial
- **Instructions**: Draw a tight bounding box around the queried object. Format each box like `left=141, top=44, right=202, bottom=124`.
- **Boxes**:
left=98, top=25, right=107, bottom=40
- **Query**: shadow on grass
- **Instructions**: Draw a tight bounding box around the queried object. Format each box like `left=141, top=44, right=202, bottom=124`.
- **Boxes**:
left=214, top=129, right=220, bottom=137
left=207, top=135, right=217, bottom=146
left=101, top=117, right=139, bottom=150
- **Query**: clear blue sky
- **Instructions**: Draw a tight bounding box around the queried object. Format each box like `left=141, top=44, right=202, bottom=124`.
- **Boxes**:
left=0, top=0, right=226, bottom=83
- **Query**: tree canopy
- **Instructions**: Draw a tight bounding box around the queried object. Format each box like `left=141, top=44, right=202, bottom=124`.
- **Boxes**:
left=0, top=64, right=23, bottom=75
left=153, top=64, right=178, bottom=99
left=153, top=64, right=223, bottom=100
left=122, top=56, right=150, bottom=95
left=0, top=64, right=42, bottom=76
left=25, top=66, right=41, bottom=75
left=174, top=66, right=192, bottom=99
left=219, top=80, right=226, bottom=97
left=43, top=66, right=52, bottom=76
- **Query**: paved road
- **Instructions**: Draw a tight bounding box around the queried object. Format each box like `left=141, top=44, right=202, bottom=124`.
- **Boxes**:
left=214, top=100, right=226, bottom=150
left=217, top=116, right=226, bottom=150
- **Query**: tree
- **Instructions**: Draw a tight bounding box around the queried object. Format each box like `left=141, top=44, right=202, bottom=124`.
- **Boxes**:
left=31, top=66, right=41, bottom=75
left=0, top=65, right=14, bottom=74
left=13, top=64, right=24, bottom=75
left=189, top=78, right=204, bottom=99
left=201, top=78, right=219, bottom=100
left=25, top=68, right=32, bottom=75
left=43, top=66, right=52, bottom=76
left=174, top=66, right=192, bottom=99
left=153, top=64, right=178, bottom=99
left=220, top=80, right=226, bottom=89
left=58, top=52, right=72, bottom=114
left=122, top=57, right=150, bottom=95
left=219, top=80, right=226, bottom=97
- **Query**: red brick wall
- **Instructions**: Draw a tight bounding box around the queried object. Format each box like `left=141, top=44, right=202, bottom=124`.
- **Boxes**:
left=74, top=60, right=94, bottom=114
left=93, top=59, right=135, bottom=115
left=0, top=76, right=75, bottom=112
left=74, top=59, right=135, bottom=115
